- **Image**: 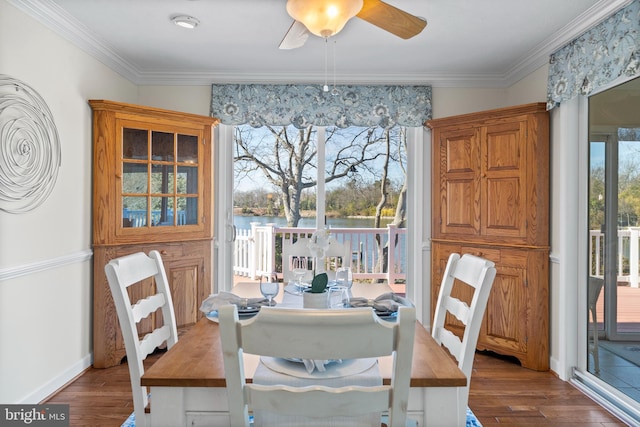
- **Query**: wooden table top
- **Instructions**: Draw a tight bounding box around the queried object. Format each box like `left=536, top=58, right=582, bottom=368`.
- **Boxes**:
left=141, top=317, right=467, bottom=388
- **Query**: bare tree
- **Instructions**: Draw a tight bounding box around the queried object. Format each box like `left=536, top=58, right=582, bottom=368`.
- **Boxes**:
left=373, top=127, right=407, bottom=279
left=392, top=128, right=408, bottom=228
left=234, top=124, right=390, bottom=226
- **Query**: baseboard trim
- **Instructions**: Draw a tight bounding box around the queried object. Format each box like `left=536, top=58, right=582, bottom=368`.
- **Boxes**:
left=0, top=249, right=93, bottom=281
left=23, top=353, right=93, bottom=404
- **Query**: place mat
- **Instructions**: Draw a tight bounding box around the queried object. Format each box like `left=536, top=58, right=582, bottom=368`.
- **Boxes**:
left=260, top=356, right=377, bottom=379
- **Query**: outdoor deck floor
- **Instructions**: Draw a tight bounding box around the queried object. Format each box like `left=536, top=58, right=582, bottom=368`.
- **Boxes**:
left=594, top=284, right=640, bottom=332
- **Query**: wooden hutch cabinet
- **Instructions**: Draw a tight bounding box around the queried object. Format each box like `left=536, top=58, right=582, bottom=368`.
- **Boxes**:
left=90, top=100, right=219, bottom=368
left=427, top=103, right=550, bottom=370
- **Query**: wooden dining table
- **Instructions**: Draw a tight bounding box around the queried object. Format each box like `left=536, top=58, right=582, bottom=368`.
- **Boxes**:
left=141, top=283, right=467, bottom=426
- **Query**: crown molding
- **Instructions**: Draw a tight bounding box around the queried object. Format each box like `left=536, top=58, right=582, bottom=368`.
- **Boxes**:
left=132, top=70, right=509, bottom=88
left=9, top=0, right=634, bottom=88
left=7, top=0, right=140, bottom=82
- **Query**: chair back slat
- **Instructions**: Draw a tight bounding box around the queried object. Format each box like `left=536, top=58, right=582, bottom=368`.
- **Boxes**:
left=247, top=384, right=390, bottom=417
left=138, top=325, right=172, bottom=359
left=241, top=308, right=396, bottom=360
left=442, top=295, right=471, bottom=325
left=131, top=293, right=166, bottom=323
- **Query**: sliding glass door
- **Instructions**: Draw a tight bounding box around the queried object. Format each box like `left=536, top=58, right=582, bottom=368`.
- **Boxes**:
left=587, top=77, right=640, bottom=393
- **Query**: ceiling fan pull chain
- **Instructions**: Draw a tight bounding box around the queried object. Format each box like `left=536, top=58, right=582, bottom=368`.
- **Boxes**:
left=332, top=39, right=339, bottom=96
left=323, top=37, right=329, bottom=92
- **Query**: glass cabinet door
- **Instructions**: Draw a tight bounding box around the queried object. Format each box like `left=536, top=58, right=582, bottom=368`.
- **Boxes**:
left=121, top=124, right=201, bottom=230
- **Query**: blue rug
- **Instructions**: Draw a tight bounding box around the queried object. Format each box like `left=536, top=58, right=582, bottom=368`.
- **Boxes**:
left=467, top=407, right=483, bottom=427
left=122, top=407, right=482, bottom=426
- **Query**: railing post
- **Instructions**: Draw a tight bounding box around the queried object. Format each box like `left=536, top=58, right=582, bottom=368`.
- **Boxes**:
left=249, top=222, right=259, bottom=280
left=387, top=224, right=397, bottom=285
left=266, top=224, right=276, bottom=277
left=631, top=228, right=639, bottom=288
left=591, top=231, right=598, bottom=277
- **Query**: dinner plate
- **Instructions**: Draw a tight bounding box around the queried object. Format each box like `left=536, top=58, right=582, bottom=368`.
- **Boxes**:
left=238, top=306, right=261, bottom=314
left=283, top=357, right=339, bottom=365
left=205, top=306, right=263, bottom=323
left=260, top=356, right=378, bottom=379
left=376, top=311, right=398, bottom=322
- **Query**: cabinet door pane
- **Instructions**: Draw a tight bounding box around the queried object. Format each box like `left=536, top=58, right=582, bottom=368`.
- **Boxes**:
left=177, top=165, right=198, bottom=194
left=178, top=196, right=198, bottom=225
left=151, top=164, right=175, bottom=193
left=123, top=196, right=148, bottom=227
left=123, top=128, right=148, bottom=160
left=177, top=134, right=198, bottom=163
left=151, top=196, right=174, bottom=226
left=123, top=162, right=148, bottom=193
left=152, top=131, right=175, bottom=161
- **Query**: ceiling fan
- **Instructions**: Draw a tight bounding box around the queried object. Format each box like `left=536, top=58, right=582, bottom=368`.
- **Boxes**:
left=279, top=0, right=427, bottom=49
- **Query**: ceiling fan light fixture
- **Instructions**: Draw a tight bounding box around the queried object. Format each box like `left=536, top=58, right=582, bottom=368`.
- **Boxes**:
left=171, top=15, right=200, bottom=29
left=286, top=0, right=363, bottom=38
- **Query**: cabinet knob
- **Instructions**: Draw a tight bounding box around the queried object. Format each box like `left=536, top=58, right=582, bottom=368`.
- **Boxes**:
left=160, top=250, right=167, bottom=255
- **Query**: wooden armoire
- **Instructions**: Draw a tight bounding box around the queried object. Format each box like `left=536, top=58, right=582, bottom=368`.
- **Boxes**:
left=427, top=103, right=550, bottom=371
left=90, top=100, right=219, bottom=368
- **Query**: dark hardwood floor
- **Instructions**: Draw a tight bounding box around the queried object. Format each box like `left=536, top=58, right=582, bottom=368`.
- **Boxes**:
left=44, top=349, right=627, bottom=426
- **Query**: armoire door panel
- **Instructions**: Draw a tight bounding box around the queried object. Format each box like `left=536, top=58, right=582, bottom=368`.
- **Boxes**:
left=443, top=179, right=479, bottom=233
left=482, top=265, right=527, bottom=354
left=483, top=121, right=524, bottom=171
left=481, top=121, right=527, bottom=240
left=444, top=131, right=477, bottom=173
left=167, top=262, right=200, bottom=327
left=484, top=177, right=523, bottom=237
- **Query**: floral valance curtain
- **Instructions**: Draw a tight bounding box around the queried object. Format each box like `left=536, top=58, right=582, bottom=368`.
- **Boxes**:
left=546, top=0, right=640, bottom=110
left=210, top=84, right=432, bottom=129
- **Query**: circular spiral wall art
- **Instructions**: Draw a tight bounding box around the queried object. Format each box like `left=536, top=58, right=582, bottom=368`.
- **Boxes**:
left=0, top=75, right=61, bottom=213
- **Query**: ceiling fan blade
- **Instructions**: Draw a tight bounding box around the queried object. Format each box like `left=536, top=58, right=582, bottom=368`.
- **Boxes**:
left=279, top=20, right=310, bottom=50
left=357, top=0, right=427, bottom=39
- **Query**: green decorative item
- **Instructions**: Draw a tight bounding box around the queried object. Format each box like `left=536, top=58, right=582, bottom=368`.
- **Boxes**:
left=310, top=272, right=328, bottom=293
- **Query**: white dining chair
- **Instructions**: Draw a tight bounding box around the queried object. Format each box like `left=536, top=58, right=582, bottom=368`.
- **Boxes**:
left=431, top=253, right=497, bottom=426
left=218, top=305, right=416, bottom=427
left=104, top=250, right=178, bottom=427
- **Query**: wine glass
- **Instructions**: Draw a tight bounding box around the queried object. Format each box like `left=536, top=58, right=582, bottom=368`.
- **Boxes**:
left=335, top=266, right=353, bottom=289
left=292, top=268, right=308, bottom=294
left=290, top=256, right=308, bottom=292
left=327, top=285, right=350, bottom=308
left=260, top=281, right=279, bottom=306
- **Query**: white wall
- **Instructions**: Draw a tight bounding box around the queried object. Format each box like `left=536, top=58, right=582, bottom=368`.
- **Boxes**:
left=431, top=87, right=507, bottom=119
left=507, top=65, right=550, bottom=107
left=0, top=0, right=137, bottom=403
left=431, top=65, right=549, bottom=119
left=0, top=0, right=559, bottom=406
left=138, top=85, right=211, bottom=116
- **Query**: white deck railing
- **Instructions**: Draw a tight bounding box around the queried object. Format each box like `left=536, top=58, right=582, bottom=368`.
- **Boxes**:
left=590, top=228, right=640, bottom=287
left=233, top=223, right=407, bottom=284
